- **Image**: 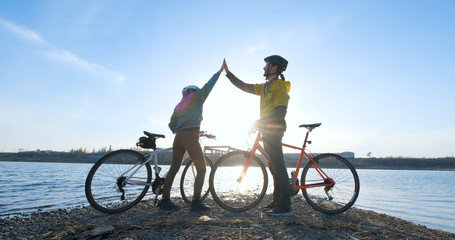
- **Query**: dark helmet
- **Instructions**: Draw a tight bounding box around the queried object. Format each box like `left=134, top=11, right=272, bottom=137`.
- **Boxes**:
left=264, top=55, right=288, bottom=72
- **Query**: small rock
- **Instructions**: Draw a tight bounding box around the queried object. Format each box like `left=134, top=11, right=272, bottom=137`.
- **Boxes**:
left=88, top=225, right=115, bottom=237
left=199, top=215, right=215, bottom=221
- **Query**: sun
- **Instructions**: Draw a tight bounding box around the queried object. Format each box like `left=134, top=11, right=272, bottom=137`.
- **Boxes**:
left=201, top=81, right=259, bottom=151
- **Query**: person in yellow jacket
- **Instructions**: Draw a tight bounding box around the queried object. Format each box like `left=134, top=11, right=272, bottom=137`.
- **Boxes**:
left=223, top=55, right=292, bottom=216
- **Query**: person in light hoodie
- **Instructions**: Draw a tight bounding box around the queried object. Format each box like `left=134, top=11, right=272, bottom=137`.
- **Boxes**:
left=158, top=59, right=225, bottom=212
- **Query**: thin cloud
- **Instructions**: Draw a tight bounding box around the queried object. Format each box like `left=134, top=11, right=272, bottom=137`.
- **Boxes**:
left=0, top=16, right=126, bottom=82
left=46, top=49, right=127, bottom=82
left=0, top=17, right=46, bottom=44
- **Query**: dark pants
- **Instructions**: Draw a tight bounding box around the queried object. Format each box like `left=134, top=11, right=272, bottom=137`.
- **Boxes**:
left=162, top=129, right=206, bottom=200
left=263, top=129, right=291, bottom=210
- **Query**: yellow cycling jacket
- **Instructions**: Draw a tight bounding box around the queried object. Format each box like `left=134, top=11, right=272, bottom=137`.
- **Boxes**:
left=253, top=79, right=291, bottom=119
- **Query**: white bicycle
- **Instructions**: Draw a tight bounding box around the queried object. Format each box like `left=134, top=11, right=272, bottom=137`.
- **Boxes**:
left=85, top=131, right=215, bottom=214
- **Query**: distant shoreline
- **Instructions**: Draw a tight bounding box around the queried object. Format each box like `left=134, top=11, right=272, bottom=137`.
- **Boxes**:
left=1, top=151, right=454, bottom=171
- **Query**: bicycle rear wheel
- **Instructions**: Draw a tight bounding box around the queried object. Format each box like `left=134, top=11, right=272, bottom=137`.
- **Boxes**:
left=301, top=153, right=359, bottom=215
left=209, top=150, right=268, bottom=212
left=180, top=156, right=213, bottom=204
left=85, top=149, right=152, bottom=214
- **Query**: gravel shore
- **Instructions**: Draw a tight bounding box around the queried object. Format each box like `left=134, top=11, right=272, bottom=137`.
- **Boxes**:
left=1, top=195, right=454, bottom=240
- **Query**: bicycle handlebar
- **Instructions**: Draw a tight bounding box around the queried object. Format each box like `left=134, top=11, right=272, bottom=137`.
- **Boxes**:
left=199, top=131, right=216, bottom=140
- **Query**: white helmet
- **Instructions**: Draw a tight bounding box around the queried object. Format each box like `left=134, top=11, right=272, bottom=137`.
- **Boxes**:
left=182, top=85, right=199, bottom=96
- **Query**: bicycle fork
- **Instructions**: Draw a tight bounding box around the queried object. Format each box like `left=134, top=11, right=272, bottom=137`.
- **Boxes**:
left=236, top=151, right=256, bottom=183
left=237, top=135, right=266, bottom=183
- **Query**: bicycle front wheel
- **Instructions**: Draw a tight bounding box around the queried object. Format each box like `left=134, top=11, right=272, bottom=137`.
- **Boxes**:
left=301, top=153, right=359, bottom=215
left=209, top=151, right=268, bottom=212
left=85, top=149, right=152, bottom=214
left=180, top=156, right=213, bottom=204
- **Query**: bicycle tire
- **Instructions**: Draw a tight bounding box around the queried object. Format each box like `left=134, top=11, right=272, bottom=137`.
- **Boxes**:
left=301, top=153, right=360, bottom=215
left=85, top=149, right=152, bottom=214
left=180, top=156, right=214, bottom=204
left=209, top=150, right=268, bottom=212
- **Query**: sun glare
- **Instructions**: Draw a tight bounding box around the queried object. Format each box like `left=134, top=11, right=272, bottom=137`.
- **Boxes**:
left=203, top=81, right=259, bottom=150
left=212, top=166, right=268, bottom=195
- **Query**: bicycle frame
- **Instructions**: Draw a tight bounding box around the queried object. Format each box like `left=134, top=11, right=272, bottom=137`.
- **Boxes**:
left=238, top=130, right=334, bottom=190
left=119, top=147, right=170, bottom=186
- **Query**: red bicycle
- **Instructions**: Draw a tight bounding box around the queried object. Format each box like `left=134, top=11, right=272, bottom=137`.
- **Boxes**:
left=209, top=123, right=360, bottom=214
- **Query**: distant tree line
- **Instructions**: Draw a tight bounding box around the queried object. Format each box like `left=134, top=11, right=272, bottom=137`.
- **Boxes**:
left=69, top=147, right=110, bottom=154
left=1, top=150, right=454, bottom=170
left=351, top=157, right=455, bottom=170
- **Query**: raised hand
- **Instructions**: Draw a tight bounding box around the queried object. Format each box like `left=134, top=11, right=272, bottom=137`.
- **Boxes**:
left=218, top=58, right=226, bottom=73
left=222, top=58, right=230, bottom=73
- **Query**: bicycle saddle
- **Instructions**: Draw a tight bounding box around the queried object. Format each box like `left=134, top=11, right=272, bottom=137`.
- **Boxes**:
left=143, top=131, right=165, bottom=139
left=299, top=123, right=321, bottom=132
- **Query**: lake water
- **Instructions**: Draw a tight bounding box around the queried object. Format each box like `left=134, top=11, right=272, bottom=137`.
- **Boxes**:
left=0, top=161, right=454, bottom=233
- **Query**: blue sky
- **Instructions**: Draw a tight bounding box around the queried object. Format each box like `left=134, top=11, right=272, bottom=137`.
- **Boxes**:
left=1, top=1, right=454, bottom=158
